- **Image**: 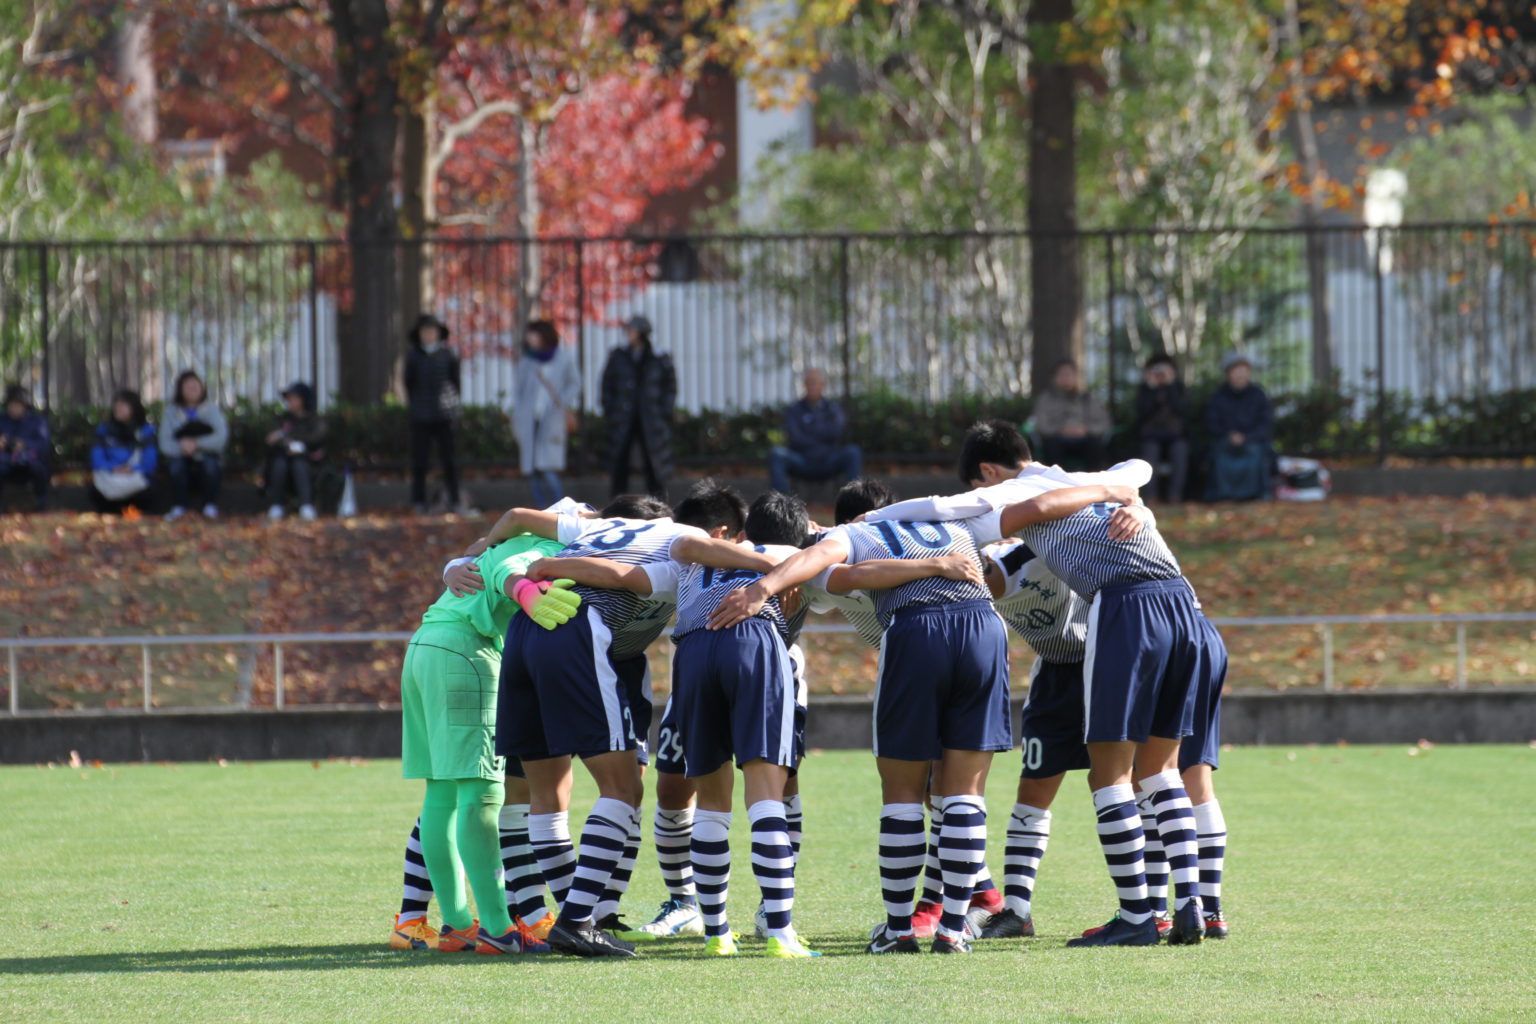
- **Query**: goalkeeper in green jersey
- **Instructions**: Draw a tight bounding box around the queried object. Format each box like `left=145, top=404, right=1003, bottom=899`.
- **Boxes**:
left=391, top=523, right=584, bottom=956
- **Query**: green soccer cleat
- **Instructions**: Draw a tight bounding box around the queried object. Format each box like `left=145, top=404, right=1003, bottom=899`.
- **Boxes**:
left=703, top=932, right=739, bottom=956
left=765, top=929, right=821, bottom=959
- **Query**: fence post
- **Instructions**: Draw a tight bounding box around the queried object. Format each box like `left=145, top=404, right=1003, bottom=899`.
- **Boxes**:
left=35, top=243, right=51, bottom=407
left=1374, top=239, right=1388, bottom=465
left=307, top=241, right=320, bottom=397
left=1105, top=232, right=1118, bottom=414
left=274, top=642, right=285, bottom=710
left=141, top=644, right=153, bottom=712
left=1454, top=622, right=1467, bottom=690
left=838, top=235, right=852, bottom=403
left=1320, top=623, right=1336, bottom=692
left=7, top=647, right=17, bottom=715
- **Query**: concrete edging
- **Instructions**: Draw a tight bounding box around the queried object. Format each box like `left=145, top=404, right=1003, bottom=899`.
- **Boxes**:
left=2, top=687, right=1533, bottom=764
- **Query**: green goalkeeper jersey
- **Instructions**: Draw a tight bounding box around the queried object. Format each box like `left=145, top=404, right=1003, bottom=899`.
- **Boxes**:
left=419, top=533, right=566, bottom=648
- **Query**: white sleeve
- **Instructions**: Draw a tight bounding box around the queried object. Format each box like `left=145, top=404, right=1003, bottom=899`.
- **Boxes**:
left=556, top=512, right=588, bottom=545
left=819, top=526, right=860, bottom=565
left=961, top=511, right=1004, bottom=546
left=442, top=556, right=474, bottom=583
left=862, top=492, right=997, bottom=523
left=641, top=560, right=680, bottom=600
left=1041, top=458, right=1154, bottom=489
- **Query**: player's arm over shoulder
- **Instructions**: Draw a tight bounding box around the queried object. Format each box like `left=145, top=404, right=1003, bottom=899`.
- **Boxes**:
left=997, top=483, right=1140, bottom=536
left=823, top=552, right=983, bottom=594
left=670, top=534, right=780, bottom=573
left=523, top=555, right=654, bottom=594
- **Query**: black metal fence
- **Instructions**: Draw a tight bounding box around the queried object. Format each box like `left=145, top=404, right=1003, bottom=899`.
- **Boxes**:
left=3, top=222, right=1534, bottom=457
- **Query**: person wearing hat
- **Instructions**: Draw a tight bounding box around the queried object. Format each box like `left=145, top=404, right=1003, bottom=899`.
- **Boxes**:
left=265, top=381, right=327, bottom=521
left=405, top=313, right=462, bottom=514
left=600, top=314, right=676, bottom=498
left=0, top=383, right=51, bottom=511
left=1203, top=354, right=1273, bottom=501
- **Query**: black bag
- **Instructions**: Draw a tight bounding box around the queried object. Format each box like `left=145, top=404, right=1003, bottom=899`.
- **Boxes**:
left=175, top=420, right=215, bottom=440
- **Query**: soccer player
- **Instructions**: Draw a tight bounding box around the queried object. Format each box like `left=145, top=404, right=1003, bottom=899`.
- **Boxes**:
left=488, top=493, right=779, bottom=957
left=394, top=521, right=584, bottom=956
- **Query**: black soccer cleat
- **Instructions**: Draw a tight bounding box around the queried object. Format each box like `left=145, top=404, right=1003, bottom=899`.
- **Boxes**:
left=1065, top=914, right=1162, bottom=948
left=866, top=924, right=921, bottom=954
left=1203, top=913, right=1229, bottom=940
left=547, top=913, right=638, bottom=958
left=978, top=908, right=1036, bottom=939
left=931, top=933, right=973, bottom=954
left=1166, top=902, right=1206, bottom=946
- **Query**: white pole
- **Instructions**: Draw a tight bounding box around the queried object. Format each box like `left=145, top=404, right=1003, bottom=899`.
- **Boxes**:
left=141, top=644, right=153, bottom=712
left=274, top=642, right=285, bottom=710
left=1321, top=624, right=1336, bottom=692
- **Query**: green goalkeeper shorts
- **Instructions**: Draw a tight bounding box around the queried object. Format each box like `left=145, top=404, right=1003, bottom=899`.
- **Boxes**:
left=400, top=621, right=504, bottom=781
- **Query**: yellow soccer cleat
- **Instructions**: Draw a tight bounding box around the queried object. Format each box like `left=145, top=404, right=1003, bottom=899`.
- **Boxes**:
left=765, top=929, right=822, bottom=959
left=702, top=932, right=739, bottom=957
left=390, top=913, right=438, bottom=951
left=436, top=920, right=479, bottom=953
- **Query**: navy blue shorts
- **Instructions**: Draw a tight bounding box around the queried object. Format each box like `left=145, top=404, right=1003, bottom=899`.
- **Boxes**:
left=504, top=757, right=525, bottom=780
left=496, top=607, right=639, bottom=760
left=1179, top=614, right=1229, bottom=771
left=614, top=653, right=654, bottom=768
left=672, top=619, right=798, bottom=777
left=1083, top=578, right=1205, bottom=745
left=874, top=601, right=1012, bottom=761
left=1018, top=658, right=1091, bottom=779
left=654, top=696, right=685, bottom=775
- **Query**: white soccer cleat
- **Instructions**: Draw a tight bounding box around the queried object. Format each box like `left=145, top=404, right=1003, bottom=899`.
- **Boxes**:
left=637, top=898, right=705, bottom=938
left=754, top=903, right=770, bottom=939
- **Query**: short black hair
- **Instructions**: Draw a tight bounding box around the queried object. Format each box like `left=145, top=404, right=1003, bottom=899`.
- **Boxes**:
left=745, top=491, right=807, bottom=547
left=958, top=419, right=1030, bottom=485
left=833, top=478, right=896, bottom=526
left=600, top=494, right=673, bottom=520
left=673, top=478, right=747, bottom=535
left=1145, top=352, right=1177, bottom=371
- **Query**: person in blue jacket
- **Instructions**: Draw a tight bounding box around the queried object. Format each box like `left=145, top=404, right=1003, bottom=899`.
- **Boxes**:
left=1, top=384, right=51, bottom=511
left=767, top=367, right=862, bottom=495
left=90, top=389, right=158, bottom=514
left=1204, top=354, right=1273, bottom=501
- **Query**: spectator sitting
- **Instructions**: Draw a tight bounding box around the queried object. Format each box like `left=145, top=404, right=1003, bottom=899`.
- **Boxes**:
left=513, top=319, right=581, bottom=509
left=159, top=370, right=228, bottom=521
left=1135, top=353, right=1191, bottom=502
left=768, top=367, right=862, bottom=495
left=1204, top=353, right=1273, bottom=501
left=90, top=389, right=157, bottom=514
left=1033, top=359, right=1112, bottom=470
left=1, top=384, right=51, bottom=511
left=264, top=381, right=327, bottom=521
left=404, top=313, right=461, bottom=514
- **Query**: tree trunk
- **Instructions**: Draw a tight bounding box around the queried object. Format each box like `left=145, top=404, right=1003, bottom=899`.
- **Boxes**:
left=1282, top=0, right=1333, bottom=386
left=331, top=0, right=401, bottom=403
left=516, top=117, right=542, bottom=326
left=400, top=96, right=434, bottom=342
left=1027, top=0, right=1082, bottom=394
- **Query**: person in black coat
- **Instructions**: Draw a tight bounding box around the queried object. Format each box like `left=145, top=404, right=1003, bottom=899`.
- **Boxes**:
left=1134, top=354, right=1191, bottom=502
left=601, top=315, right=676, bottom=498
left=1204, top=353, right=1274, bottom=501
left=403, top=313, right=461, bottom=513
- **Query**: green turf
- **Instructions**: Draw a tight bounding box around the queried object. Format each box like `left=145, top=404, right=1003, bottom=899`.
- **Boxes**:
left=6, top=747, right=1535, bottom=1024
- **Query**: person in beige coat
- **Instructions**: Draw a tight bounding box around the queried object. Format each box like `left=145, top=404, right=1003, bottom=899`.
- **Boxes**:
left=1033, top=360, right=1112, bottom=471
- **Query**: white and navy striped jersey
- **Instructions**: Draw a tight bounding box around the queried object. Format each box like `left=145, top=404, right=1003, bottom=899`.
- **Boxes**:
left=805, top=580, right=886, bottom=649
left=663, top=544, right=808, bottom=643
left=863, top=460, right=1154, bottom=545
left=1014, top=503, right=1182, bottom=599
left=553, top=515, right=704, bottom=657
left=984, top=540, right=1086, bottom=664
left=825, top=520, right=992, bottom=628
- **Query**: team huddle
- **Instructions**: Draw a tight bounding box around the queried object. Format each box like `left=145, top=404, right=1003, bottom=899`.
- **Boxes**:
left=388, top=419, right=1230, bottom=959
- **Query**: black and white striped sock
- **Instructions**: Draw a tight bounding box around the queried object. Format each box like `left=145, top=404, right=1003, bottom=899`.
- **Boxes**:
left=1141, top=770, right=1201, bottom=913
left=692, top=809, right=733, bottom=937
left=529, top=810, right=577, bottom=910
left=878, top=802, right=926, bottom=935
left=748, top=800, right=795, bottom=937
left=937, top=795, right=987, bottom=942
left=1003, top=802, right=1051, bottom=918
left=919, top=809, right=944, bottom=906
left=398, top=816, right=433, bottom=921
left=1092, top=783, right=1152, bottom=925
left=562, top=798, right=635, bottom=924
left=498, top=803, right=548, bottom=924
left=1137, top=794, right=1169, bottom=915
left=653, top=805, right=697, bottom=905
left=594, top=806, right=643, bottom=921
left=784, top=793, right=804, bottom=866
left=1193, top=799, right=1227, bottom=918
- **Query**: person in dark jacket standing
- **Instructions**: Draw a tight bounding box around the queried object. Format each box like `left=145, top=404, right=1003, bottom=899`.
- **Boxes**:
left=404, top=313, right=461, bottom=514
left=265, top=381, right=327, bottom=521
left=0, top=384, right=50, bottom=510
left=1134, top=354, right=1191, bottom=502
left=768, top=367, right=862, bottom=494
left=1204, top=354, right=1273, bottom=501
left=601, top=315, right=676, bottom=498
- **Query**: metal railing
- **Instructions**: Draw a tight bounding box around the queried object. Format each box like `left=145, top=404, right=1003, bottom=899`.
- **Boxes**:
left=3, top=222, right=1535, bottom=457
left=4, top=611, right=1533, bottom=714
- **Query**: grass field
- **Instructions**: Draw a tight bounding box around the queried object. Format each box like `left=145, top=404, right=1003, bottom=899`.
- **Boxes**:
left=7, top=746, right=1535, bottom=1024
